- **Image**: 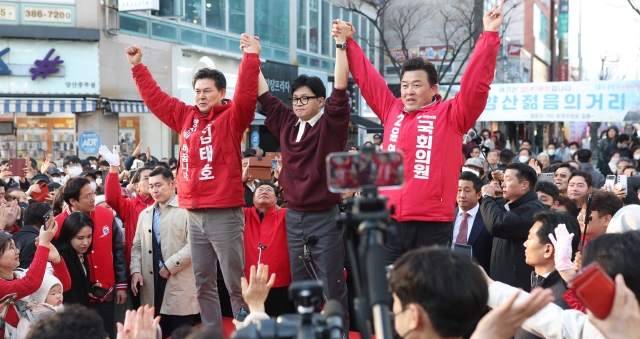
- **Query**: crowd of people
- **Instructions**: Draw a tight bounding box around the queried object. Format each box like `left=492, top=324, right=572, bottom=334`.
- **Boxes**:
left=0, top=3, right=638, bottom=339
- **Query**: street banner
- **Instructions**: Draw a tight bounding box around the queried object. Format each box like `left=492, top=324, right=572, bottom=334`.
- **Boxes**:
left=477, top=81, right=640, bottom=122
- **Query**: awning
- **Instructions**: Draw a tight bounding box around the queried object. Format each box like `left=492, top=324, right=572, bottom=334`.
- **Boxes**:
left=251, top=113, right=266, bottom=126
left=350, top=114, right=384, bottom=133
left=0, top=99, right=97, bottom=113
left=109, top=100, right=151, bottom=113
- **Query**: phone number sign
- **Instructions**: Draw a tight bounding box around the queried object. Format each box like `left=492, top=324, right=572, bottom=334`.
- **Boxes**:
left=477, top=81, right=640, bottom=122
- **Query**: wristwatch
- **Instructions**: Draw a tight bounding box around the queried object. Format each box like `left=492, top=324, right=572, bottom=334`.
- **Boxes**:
left=482, top=191, right=493, bottom=198
left=336, top=42, right=348, bottom=50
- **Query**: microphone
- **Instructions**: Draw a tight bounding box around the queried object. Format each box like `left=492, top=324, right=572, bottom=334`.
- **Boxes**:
left=323, top=300, right=344, bottom=339
left=307, top=234, right=319, bottom=246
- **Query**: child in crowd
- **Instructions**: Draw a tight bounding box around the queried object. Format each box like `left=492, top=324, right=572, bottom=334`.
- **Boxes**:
left=16, top=273, right=65, bottom=338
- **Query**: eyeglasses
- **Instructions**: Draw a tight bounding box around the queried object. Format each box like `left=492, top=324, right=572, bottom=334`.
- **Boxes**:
left=256, top=187, right=275, bottom=194
left=8, top=242, right=20, bottom=254
left=83, top=192, right=96, bottom=200
left=373, top=136, right=381, bottom=140
left=288, top=96, right=319, bottom=105
left=554, top=173, right=569, bottom=179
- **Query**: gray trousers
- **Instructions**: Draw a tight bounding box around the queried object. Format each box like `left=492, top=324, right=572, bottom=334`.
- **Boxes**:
left=187, top=207, right=246, bottom=328
left=286, top=205, right=350, bottom=334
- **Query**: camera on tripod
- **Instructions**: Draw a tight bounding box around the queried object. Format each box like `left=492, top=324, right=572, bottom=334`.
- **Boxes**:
left=232, top=281, right=344, bottom=339
left=233, top=146, right=405, bottom=339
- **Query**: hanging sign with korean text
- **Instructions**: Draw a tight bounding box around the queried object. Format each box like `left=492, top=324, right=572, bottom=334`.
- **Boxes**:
left=477, top=81, right=640, bottom=122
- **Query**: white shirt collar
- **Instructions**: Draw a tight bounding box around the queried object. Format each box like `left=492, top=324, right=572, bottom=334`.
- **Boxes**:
left=295, top=109, right=324, bottom=127
left=458, top=203, right=479, bottom=219
left=294, top=109, right=324, bottom=142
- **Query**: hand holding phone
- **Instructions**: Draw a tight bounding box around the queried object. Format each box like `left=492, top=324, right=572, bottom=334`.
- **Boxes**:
left=43, top=209, right=53, bottom=230
left=90, top=283, right=109, bottom=300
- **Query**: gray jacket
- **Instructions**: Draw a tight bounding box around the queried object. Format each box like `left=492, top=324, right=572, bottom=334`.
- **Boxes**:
left=579, top=163, right=605, bottom=188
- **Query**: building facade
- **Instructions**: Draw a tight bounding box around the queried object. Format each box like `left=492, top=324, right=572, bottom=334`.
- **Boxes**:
left=0, top=0, right=379, bottom=163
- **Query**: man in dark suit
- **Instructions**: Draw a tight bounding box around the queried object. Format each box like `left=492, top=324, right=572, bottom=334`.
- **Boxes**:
left=455, top=171, right=493, bottom=273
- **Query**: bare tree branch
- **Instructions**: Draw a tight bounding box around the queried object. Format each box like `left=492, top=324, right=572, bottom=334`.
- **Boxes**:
left=629, top=0, right=640, bottom=16
left=599, top=51, right=620, bottom=80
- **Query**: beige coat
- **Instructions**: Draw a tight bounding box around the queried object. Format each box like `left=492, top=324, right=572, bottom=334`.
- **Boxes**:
left=130, top=195, right=198, bottom=315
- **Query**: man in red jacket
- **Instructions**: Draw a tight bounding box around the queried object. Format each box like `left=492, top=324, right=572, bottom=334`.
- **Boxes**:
left=125, top=34, right=262, bottom=330
left=243, top=181, right=294, bottom=318
left=334, top=1, right=504, bottom=264
left=100, top=145, right=155, bottom=308
left=54, top=177, right=127, bottom=339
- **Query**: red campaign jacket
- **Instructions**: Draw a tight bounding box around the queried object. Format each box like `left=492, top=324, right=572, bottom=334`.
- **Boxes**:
left=346, top=32, right=500, bottom=222
left=131, top=53, right=261, bottom=210
left=563, top=288, right=587, bottom=313
left=105, top=171, right=154, bottom=274
left=243, top=206, right=291, bottom=288
left=55, top=207, right=127, bottom=299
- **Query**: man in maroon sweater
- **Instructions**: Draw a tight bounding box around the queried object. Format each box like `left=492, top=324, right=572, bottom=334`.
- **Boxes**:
left=254, top=26, right=351, bottom=330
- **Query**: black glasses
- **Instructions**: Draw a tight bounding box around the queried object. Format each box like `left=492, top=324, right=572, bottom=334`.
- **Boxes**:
left=289, top=96, right=319, bottom=105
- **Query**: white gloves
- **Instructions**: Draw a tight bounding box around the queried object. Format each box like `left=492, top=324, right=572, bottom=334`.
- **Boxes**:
left=99, top=146, right=120, bottom=166
left=548, top=223, right=575, bottom=272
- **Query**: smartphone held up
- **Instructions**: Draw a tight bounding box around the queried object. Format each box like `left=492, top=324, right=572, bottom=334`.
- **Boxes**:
left=326, top=151, right=404, bottom=193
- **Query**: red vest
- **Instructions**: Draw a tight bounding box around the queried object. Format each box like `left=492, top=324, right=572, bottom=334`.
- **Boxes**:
left=243, top=206, right=291, bottom=288
left=55, top=207, right=116, bottom=300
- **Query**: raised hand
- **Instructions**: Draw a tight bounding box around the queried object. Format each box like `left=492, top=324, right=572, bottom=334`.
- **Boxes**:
left=332, top=19, right=355, bottom=43
left=242, top=35, right=261, bottom=54
left=99, top=145, right=120, bottom=166
left=40, top=158, right=52, bottom=174
left=241, top=264, right=276, bottom=313
left=132, top=141, right=142, bottom=158
left=125, top=45, right=143, bottom=67
left=470, top=288, right=554, bottom=339
left=483, top=0, right=505, bottom=32
left=145, top=146, right=151, bottom=162
left=548, top=224, right=574, bottom=271
left=116, top=306, right=161, bottom=339
left=38, top=219, right=58, bottom=247
left=528, top=159, right=541, bottom=175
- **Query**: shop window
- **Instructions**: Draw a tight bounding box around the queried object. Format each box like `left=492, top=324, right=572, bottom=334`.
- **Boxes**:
left=152, top=0, right=184, bottom=18
left=228, top=38, right=242, bottom=54
left=310, top=57, right=320, bottom=68
left=368, top=21, right=375, bottom=64
left=228, top=0, right=245, bottom=34
left=273, top=49, right=289, bottom=63
left=120, top=13, right=149, bottom=37
left=309, top=0, right=318, bottom=53
left=321, top=59, right=331, bottom=71
left=183, top=0, right=202, bottom=25
left=205, top=0, right=224, bottom=30
left=255, top=0, right=289, bottom=48
left=151, top=20, right=179, bottom=42
left=0, top=114, right=76, bottom=164
left=118, top=116, right=140, bottom=158
left=297, top=54, right=308, bottom=66
left=321, top=0, right=331, bottom=56
left=261, top=45, right=274, bottom=60
left=297, top=0, right=307, bottom=50
left=181, top=27, right=204, bottom=45
left=206, top=33, right=227, bottom=50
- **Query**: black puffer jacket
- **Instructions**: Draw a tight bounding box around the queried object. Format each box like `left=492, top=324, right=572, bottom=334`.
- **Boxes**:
left=481, top=190, right=547, bottom=291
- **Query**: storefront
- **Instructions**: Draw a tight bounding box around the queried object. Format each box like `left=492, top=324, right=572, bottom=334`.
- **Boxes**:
left=0, top=38, right=100, bottom=165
